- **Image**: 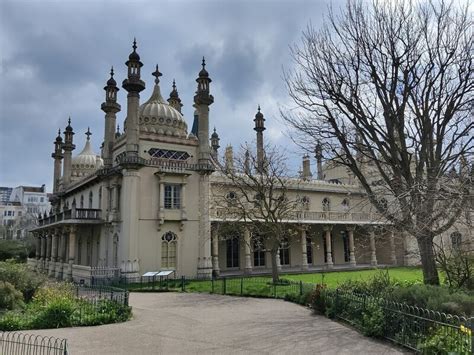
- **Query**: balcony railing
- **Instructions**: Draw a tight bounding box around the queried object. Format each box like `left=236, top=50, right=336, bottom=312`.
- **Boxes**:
left=212, top=208, right=385, bottom=224
left=38, top=208, right=102, bottom=226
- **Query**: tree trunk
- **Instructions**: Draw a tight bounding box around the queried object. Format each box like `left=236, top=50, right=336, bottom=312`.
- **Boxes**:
left=416, top=234, right=440, bottom=285
left=270, top=248, right=280, bottom=284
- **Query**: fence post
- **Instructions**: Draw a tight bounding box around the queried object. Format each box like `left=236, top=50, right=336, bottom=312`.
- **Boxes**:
left=273, top=283, right=276, bottom=298
left=241, top=277, right=244, bottom=295
left=299, top=281, right=303, bottom=296
left=110, top=290, right=114, bottom=301
left=181, top=276, right=185, bottom=292
left=211, top=277, right=214, bottom=293
left=223, top=277, right=227, bottom=295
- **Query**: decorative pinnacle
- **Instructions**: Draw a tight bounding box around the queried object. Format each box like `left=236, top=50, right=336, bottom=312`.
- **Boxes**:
left=110, top=66, right=114, bottom=77
left=68, top=117, right=71, bottom=125
left=85, top=127, right=92, bottom=140
left=132, top=38, right=137, bottom=51
left=202, top=57, right=206, bottom=68
left=116, top=124, right=120, bottom=133
left=258, top=105, right=261, bottom=112
left=152, top=64, right=162, bottom=84
left=172, top=79, right=176, bottom=90
left=58, top=129, right=61, bottom=136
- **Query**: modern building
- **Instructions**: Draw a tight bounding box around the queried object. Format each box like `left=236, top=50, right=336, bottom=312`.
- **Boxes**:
left=27, top=41, right=471, bottom=283
left=0, top=187, right=13, bottom=204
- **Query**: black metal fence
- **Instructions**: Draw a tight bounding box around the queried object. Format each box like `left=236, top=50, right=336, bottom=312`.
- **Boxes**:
left=0, top=332, right=68, bottom=355
left=323, top=288, right=473, bottom=354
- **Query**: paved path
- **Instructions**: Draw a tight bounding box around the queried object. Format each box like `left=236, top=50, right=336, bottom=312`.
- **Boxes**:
left=29, top=292, right=405, bottom=354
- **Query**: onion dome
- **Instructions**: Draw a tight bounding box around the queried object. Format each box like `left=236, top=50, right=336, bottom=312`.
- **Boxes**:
left=71, top=128, right=104, bottom=178
left=65, top=117, right=73, bottom=132
left=107, top=67, right=117, bottom=86
left=199, top=57, right=209, bottom=78
left=55, top=129, right=63, bottom=144
left=138, top=65, right=188, bottom=137
left=128, top=38, right=140, bottom=61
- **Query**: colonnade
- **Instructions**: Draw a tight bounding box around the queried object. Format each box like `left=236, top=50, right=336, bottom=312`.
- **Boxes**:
left=211, top=224, right=398, bottom=276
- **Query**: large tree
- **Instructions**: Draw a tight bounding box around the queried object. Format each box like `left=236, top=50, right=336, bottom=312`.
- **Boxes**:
left=283, top=0, right=473, bottom=284
left=213, top=144, right=298, bottom=283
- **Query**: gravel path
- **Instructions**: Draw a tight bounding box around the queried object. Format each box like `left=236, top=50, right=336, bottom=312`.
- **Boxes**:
left=27, top=292, right=406, bottom=354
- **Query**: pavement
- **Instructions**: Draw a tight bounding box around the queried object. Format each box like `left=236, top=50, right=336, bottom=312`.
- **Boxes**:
left=28, top=292, right=407, bottom=354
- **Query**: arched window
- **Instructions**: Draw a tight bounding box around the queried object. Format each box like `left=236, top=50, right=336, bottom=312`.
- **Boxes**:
left=226, top=236, right=240, bottom=268
left=341, top=198, right=350, bottom=211
left=226, top=191, right=237, bottom=206
left=252, top=234, right=265, bottom=267
left=161, top=231, right=177, bottom=269
left=322, top=198, right=330, bottom=212
left=451, top=232, right=462, bottom=251
left=89, top=191, right=93, bottom=209
left=279, top=237, right=290, bottom=265
left=72, top=198, right=76, bottom=208
left=80, top=195, right=84, bottom=208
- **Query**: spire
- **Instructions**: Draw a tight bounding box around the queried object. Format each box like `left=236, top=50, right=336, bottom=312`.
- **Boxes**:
left=85, top=127, right=92, bottom=141
left=254, top=105, right=265, bottom=132
left=152, top=64, right=162, bottom=84
left=115, top=124, right=121, bottom=138
left=168, top=79, right=183, bottom=113
left=199, top=56, right=209, bottom=78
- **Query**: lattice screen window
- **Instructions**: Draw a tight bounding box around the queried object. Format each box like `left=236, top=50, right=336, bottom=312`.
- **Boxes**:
left=161, top=231, right=177, bottom=269
left=148, top=148, right=190, bottom=161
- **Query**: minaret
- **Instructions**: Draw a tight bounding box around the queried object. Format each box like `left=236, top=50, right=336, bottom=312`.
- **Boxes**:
left=62, top=118, right=75, bottom=186
left=167, top=80, right=183, bottom=113
left=210, top=127, right=220, bottom=160
left=253, top=106, right=265, bottom=173
left=122, top=39, right=145, bottom=159
left=51, top=129, right=63, bottom=193
left=115, top=124, right=121, bottom=139
left=244, top=149, right=251, bottom=175
left=224, top=145, right=234, bottom=172
left=194, top=57, right=214, bottom=166
left=101, top=67, right=121, bottom=167
left=302, top=154, right=312, bottom=180
left=314, top=141, right=323, bottom=180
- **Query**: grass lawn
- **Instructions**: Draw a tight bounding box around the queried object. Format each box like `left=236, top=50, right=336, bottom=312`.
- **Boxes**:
left=126, top=267, right=425, bottom=299
left=282, top=267, right=424, bottom=288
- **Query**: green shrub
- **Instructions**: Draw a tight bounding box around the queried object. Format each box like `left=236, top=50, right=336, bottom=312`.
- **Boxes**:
left=419, top=325, right=472, bottom=354
left=360, top=301, right=385, bottom=337
left=0, top=261, right=46, bottom=302
left=0, top=240, right=34, bottom=262
left=283, top=291, right=312, bottom=305
left=310, top=284, right=327, bottom=314
left=0, top=311, right=31, bottom=331
left=32, top=298, right=76, bottom=329
left=0, top=281, right=24, bottom=310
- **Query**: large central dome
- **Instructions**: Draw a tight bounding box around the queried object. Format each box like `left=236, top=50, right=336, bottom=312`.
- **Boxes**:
left=138, top=81, right=188, bottom=138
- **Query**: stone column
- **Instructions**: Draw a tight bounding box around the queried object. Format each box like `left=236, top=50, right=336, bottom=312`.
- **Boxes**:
left=45, top=234, right=52, bottom=272
left=347, top=226, right=356, bottom=267
left=67, top=226, right=76, bottom=281
left=324, top=225, right=334, bottom=269
left=49, top=232, right=58, bottom=276
left=243, top=228, right=252, bottom=275
left=369, top=228, right=378, bottom=266
left=390, top=230, right=397, bottom=265
left=35, top=235, right=41, bottom=260
left=276, top=248, right=282, bottom=272
left=301, top=227, right=309, bottom=271
left=211, top=225, right=220, bottom=277
left=158, top=181, right=164, bottom=229
left=40, top=235, right=46, bottom=271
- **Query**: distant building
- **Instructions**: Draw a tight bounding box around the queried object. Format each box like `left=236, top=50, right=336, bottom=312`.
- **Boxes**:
left=9, top=185, right=50, bottom=217
left=0, top=187, right=13, bottom=204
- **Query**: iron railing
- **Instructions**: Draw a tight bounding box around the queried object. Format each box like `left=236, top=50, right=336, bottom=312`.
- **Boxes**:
left=0, top=332, right=68, bottom=355
left=323, top=288, right=473, bottom=354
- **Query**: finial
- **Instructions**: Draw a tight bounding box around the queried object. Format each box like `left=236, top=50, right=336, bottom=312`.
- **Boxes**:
left=117, top=124, right=120, bottom=133
left=110, top=66, right=114, bottom=77
left=213, top=127, right=216, bottom=133
left=172, top=79, right=176, bottom=90
left=68, top=117, right=71, bottom=125
left=132, top=38, right=137, bottom=51
left=152, top=64, right=162, bottom=84
left=258, top=105, right=261, bottom=112
left=85, top=127, right=92, bottom=140
left=58, top=128, right=61, bottom=136
left=202, top=57, right=206, bottom=68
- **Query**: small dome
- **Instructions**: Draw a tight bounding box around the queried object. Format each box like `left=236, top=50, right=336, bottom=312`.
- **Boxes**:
left=199, top=57, right=209, bottom=78
left=138, top=82, right=188, bottom=137
left=71, top=138, right=103, bottom=177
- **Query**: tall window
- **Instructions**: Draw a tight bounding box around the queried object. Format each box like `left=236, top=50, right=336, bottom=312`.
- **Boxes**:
left=161, top=231, right=177, bottom=269
left=341, top=231, right=350, bottom=262
left=98, top=187, right=102, bottom=209
left=279, top=237, right=290, bottom=265
left=451, top=232, right=462, bottom=251
left=252, top=235, right=265, bottom=267
left=226, top=237, right=240, bottom=268
left=89, top=191, right=93, bottom=209
left=306, top=236, right=313, bottom=264
left=164, top=185, right=181, bottom=209
left=341, top=199, right=350, bottom=211
left=322, top=198, right=330, bottom=211
left=80, top=195, right=84, bottom=208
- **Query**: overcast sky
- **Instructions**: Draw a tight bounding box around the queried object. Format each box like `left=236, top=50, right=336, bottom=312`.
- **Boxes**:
left=0, top=0, right=342, bottom=192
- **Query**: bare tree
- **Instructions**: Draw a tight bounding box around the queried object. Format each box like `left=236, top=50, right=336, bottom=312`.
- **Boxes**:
left=213, top=144, right=298, bottom=283
left=283, top=0, right=473, bottom=284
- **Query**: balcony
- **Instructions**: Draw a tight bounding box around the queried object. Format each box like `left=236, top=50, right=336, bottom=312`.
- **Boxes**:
left=37, top=208, right=103, bottom=228
left=212, top=208, right=387, bottom=225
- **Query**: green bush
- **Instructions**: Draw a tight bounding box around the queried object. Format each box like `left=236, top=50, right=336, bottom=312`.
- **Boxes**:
left=419, top=325, right=472, bottom=354
left=283, top=291, right=312, bottom=305
left=0, top=240, right=35, bottom=262
left=32, top=298, right=75, bottom=329
left=0, top=311, right=31, bottom=331
left=0, top=281, right=24, bottom=311
left=310, top=284, right=327, bottom=314
left=360, top=301, right=385, bottom=337
left=0, top=261, right=46, bottom=302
